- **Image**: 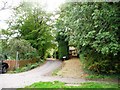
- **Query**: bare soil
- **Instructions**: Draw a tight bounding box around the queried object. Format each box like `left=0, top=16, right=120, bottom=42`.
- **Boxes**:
left=55, top=58, right=118, bottom=83
left=56, top=58, right=88, bottom=78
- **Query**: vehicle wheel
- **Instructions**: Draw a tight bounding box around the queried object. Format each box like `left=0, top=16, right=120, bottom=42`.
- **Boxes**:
left=2, top=66, right=7, bottom=73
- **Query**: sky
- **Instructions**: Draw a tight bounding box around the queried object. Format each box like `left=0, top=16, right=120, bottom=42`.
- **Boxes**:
left=0, top=0, right=65, bottom=29
left=1, top=0, right=119, bottom=29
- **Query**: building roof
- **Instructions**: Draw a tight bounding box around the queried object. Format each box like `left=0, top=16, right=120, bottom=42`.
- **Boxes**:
left=69, top=46, right=76, bottom=51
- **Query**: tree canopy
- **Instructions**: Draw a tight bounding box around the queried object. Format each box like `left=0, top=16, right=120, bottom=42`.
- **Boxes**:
left=1, top=1, right=119, bottom=74
left=8, top=1, right=56, bottom=59
left=55, top=2, right=120, bottom=73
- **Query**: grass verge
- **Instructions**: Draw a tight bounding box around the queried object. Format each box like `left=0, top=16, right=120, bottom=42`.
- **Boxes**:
left=25, top=81, right=118, bottom=88
left=85, top=74, right=119, bottom=80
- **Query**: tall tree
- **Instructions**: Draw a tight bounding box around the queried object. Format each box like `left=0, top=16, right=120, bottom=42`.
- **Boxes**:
left=8, top=1, right=55, bottom=59
left=56, top=2, right=120, bottom=73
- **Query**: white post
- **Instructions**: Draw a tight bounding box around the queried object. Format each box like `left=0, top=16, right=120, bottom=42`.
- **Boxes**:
left=16, top=51, right=19, bottom=68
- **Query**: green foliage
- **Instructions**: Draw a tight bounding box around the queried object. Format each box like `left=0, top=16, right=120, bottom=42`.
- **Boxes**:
left=55, top=11, right=70, bottom=60
left=56, top=2, right=120, bottom=74
left=7, top=38, right=38, bottom=60
left=25, top=81, right=118, bottom=88
left=11, top=62, right=42, bottom=73
left=56, top=32, right=69, bottom=60
left=0, top=40, right=3, bottom=54
left=58, top=41, right=69, bottom=60
left=26, top=81, right=65, bottom=88
left=53, top=51, right=59, bottom=59
left=85, top=74, right=119, bottom=80
left=77, top=82, right=118, bottom=88
left=8, top=2, right=56, bottom=59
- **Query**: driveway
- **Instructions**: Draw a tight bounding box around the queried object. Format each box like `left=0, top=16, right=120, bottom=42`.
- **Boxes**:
left=0, top=60, right=87, bottom=89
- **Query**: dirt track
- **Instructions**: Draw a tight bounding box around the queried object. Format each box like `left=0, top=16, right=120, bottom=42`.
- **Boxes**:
left=57, top=58, right=88, bottom=78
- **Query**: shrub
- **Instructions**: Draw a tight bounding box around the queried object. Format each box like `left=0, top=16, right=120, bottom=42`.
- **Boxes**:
left=58, top=2, right=120, bottom=74
left=7, top=38, right=38, bottom=60
left=58, top=41, right=69, bottom=60
left=56, top=31, right=69, bottom=60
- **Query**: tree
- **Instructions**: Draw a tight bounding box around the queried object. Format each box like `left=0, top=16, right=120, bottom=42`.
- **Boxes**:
left=54, top=11, right=69, bottom=60
left=56, top=31, right=69, bottom=60
left=56, top=2, right=120, bottom=73
left=8, top=1, right=55, bottom=59
left=7, top=38, right=38, bottom=60
left=0, top=0, right=12, bottom=11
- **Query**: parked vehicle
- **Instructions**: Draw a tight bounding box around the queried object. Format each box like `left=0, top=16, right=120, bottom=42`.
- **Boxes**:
left=0, top=54, right=9, bottom=74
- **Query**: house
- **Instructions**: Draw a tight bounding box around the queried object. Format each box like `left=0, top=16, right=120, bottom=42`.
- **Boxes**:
left=69, top=46, right=78, bottom=58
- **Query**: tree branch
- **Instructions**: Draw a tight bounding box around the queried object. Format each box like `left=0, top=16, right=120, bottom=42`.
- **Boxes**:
left=0, top=1, right=12, bottom=11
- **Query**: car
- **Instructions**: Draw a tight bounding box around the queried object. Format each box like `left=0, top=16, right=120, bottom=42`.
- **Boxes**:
left=0, top=54, right=9, bottom=74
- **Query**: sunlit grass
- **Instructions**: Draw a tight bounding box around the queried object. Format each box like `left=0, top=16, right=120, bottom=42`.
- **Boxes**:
left=25, top=81, right=118, bottom=88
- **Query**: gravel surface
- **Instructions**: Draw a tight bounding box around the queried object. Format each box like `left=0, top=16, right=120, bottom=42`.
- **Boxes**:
left=57, top=58, right=88, bottom=78
left=0, top=60, right=88, bottom=89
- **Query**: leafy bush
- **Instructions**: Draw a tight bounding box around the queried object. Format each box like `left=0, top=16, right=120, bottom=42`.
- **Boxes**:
left=12, top=62, right=41, bottom=73
left=7, top=38, right=38, bottom=60
left=56, top=32, right=69, bottom=60
left=58, top=41, right=69, bottom=60
left=85, top=74, right=119, bottom=80
left=7, top=2, right=55, bottom=59
left=56, top=2, right=120, bottom=74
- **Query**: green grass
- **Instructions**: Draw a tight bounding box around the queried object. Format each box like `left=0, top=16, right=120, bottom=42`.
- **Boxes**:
left=85, top=73, right=120, bottom=81
left=78, top=82, right=118, bottom=88
left=25, top=81, right=118, bottom=88
left=26, top=81, right=65, bottom=88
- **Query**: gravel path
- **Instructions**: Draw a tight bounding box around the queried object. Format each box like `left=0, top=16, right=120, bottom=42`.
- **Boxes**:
left=0, top=60, right=89, bottom=89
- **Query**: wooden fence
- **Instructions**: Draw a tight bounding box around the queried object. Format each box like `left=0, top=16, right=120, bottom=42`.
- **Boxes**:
left=4, top=58, right=38, bottom=70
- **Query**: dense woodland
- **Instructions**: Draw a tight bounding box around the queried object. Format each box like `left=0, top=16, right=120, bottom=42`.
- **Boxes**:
left=1, top=2, right=120, bottom=74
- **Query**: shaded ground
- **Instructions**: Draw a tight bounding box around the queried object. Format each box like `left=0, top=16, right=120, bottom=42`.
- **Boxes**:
left=56, top=58, right=88, bottom=78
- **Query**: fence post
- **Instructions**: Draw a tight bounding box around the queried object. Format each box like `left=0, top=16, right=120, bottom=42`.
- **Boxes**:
left=16, top=51, right=19, bottom=68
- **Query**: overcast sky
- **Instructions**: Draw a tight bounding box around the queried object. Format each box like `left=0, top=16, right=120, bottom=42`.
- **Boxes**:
left=0, top=0, right=65, bottom=29
left=1, top=0, right=119, bottom=30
